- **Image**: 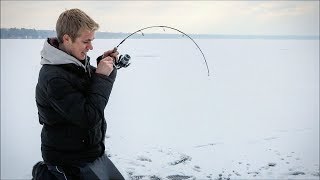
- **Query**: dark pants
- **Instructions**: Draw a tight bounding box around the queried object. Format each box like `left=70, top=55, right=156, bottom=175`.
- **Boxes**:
left=32, top=154, right=125, bottom=180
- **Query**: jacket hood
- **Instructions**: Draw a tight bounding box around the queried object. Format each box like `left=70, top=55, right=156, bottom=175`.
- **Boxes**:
left=40, top=38, right=86, bottom=69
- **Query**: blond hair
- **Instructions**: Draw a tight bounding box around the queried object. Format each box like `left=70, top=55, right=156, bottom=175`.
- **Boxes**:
left=56, top=8, right=99, bottom=43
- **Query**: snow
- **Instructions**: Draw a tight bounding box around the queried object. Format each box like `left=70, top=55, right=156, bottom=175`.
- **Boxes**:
left=1, top=39, right=319, bottom=179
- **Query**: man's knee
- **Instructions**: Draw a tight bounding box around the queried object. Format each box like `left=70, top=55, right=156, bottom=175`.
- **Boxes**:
left=32, top=161, right=56, bottom=180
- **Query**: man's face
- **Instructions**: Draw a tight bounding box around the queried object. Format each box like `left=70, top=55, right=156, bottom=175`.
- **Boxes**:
left=66, top=29, right=95, bottom=60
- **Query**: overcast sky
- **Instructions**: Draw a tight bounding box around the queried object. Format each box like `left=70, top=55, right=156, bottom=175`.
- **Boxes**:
left=1, top=1, right=319, bottom=35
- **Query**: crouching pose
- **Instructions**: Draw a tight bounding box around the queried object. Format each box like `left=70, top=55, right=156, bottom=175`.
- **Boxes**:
left=32, top=8, right=124, bottom=180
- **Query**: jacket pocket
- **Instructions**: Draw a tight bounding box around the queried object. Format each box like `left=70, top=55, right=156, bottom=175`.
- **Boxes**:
left=42, top=125, right=87, bottom=152
left=87, top=120, right=103, bottom=146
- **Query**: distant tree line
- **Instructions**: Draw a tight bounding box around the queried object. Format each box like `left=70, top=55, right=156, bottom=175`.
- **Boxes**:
left=0, top=28, right=127, bottom=39
left=1, top=28, right=318, bottom=40
left=1, top=28, right=56, bottom=39
left=0, top=28, right=183, bottom=39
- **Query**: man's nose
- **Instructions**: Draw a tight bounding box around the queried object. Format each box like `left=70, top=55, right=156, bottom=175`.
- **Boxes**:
left=87, top=43, right=93, bottom=50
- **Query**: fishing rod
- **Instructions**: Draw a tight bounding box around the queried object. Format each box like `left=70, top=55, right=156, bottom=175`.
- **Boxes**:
left=115, top=25, right=210, bottom=76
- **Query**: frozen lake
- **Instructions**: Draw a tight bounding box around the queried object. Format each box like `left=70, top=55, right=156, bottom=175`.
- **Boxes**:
left=1, top=38, right=319, bottom=179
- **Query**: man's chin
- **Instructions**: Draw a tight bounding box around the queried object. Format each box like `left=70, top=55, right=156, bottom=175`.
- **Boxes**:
left=78, top=53, right=86, bottom=61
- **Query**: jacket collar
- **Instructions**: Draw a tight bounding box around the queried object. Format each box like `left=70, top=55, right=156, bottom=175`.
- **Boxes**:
left=40, top=38, right=88, bottom=70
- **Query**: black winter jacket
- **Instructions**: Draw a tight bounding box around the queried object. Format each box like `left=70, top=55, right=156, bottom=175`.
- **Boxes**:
left=36, top=38, right=117, bottom=166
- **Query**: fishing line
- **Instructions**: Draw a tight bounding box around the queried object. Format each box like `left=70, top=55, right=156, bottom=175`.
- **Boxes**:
left=116, top=25, right=210, bottom=76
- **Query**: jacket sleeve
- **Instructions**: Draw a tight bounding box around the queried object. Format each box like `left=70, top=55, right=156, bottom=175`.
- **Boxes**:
left=46, top=69, right=117, bottom=128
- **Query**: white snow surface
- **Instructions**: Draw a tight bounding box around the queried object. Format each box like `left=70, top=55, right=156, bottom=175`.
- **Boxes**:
left=1, top=39, right=319, bottom=179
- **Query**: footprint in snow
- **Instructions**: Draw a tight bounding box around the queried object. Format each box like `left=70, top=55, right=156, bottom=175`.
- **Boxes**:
left=166, top=175, right=194, bottom=180
left=169, top=154, right=192, bottom=166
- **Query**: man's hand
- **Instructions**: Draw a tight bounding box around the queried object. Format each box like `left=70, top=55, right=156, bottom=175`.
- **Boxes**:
left=102, top=47, right=119, bottom=62
left=96, top=48, right=119, bottom=76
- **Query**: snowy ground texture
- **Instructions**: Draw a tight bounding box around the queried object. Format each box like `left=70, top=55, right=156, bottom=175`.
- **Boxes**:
left=1, top=39, right=319, bottom=179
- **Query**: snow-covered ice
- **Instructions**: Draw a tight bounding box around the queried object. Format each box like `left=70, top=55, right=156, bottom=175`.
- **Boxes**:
left=1, top=39, right=319, bottom=179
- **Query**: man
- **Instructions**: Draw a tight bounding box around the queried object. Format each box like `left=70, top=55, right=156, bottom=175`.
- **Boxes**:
left=32, top=8, right=124, bottom=179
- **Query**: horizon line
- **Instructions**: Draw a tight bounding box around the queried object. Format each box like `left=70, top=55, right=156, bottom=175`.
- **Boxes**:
left=1, top=27, right=319, bottom=37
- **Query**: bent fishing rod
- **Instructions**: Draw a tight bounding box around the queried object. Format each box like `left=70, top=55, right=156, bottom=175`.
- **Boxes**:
left=114, top=25, right=210, bottom=76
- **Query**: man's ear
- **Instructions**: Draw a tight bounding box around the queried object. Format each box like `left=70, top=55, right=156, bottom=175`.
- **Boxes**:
left=62, top=34, right=71, bottom=44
